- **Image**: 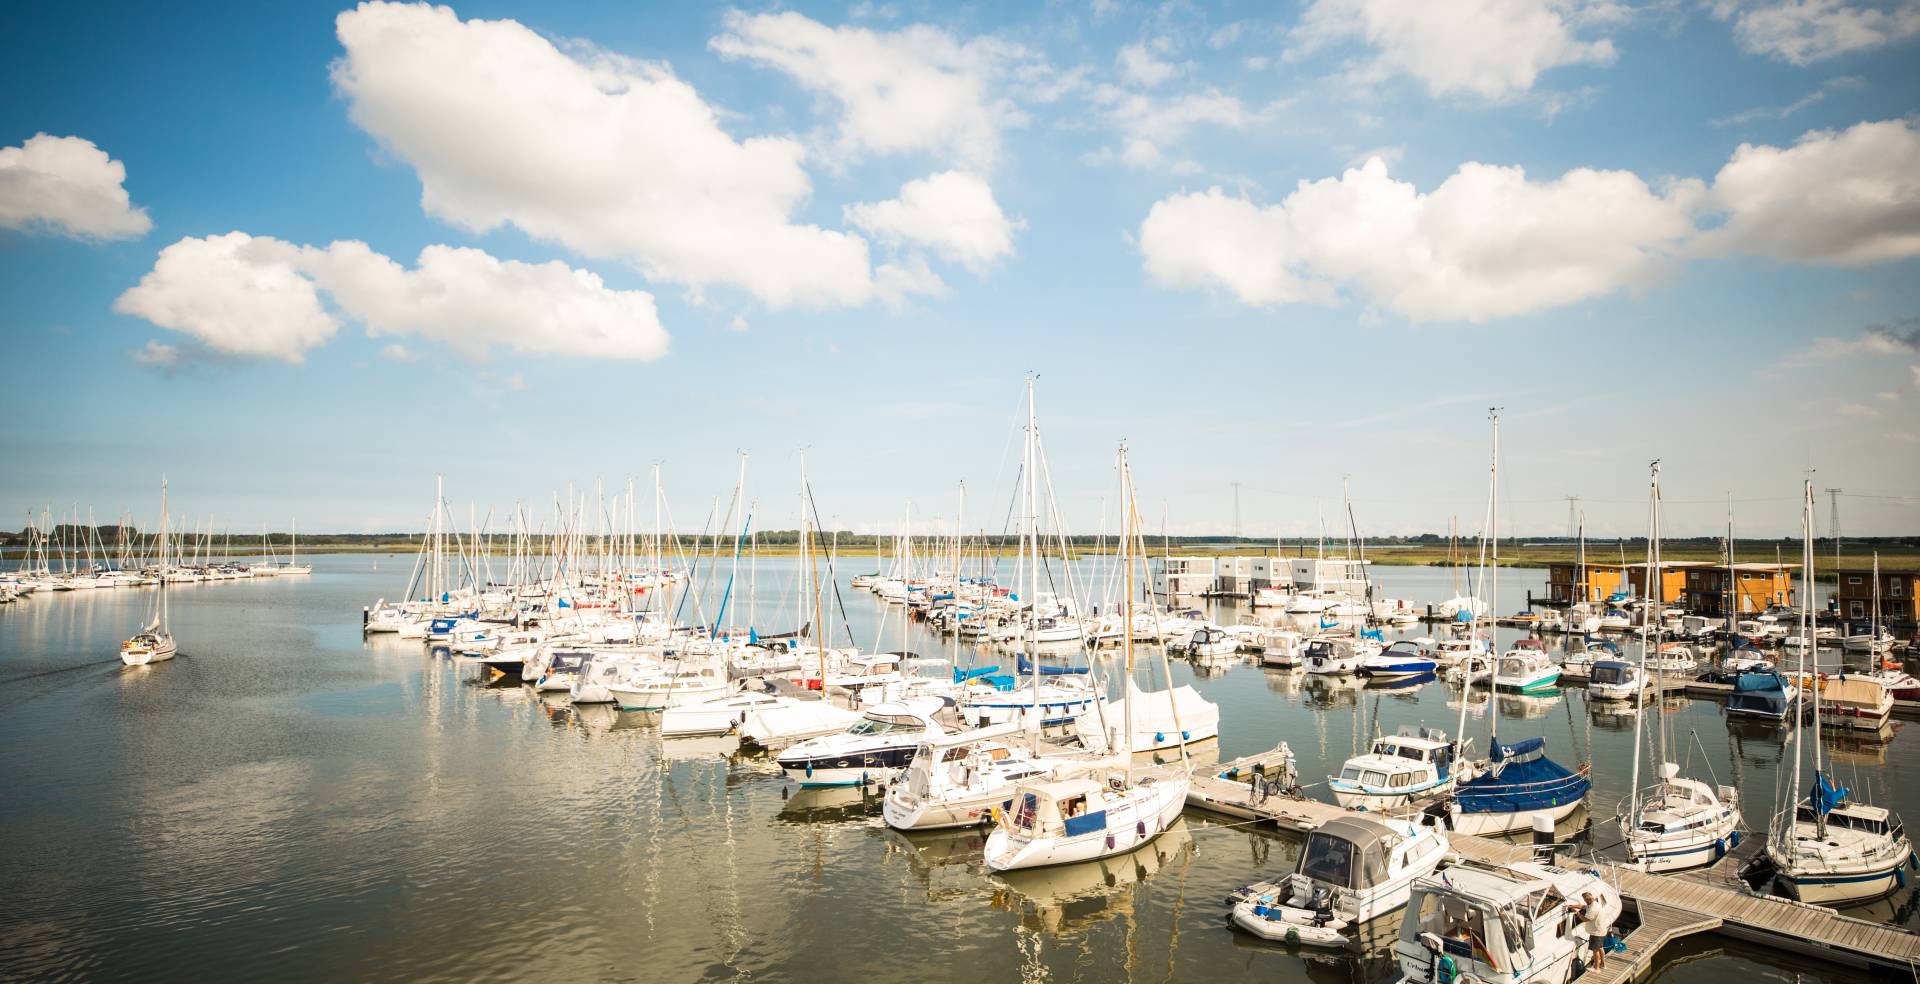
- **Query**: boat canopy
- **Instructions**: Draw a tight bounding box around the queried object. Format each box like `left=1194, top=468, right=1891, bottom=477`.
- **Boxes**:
left=1298, top=816, right=1400, bottom=890
left=1732, top=670, right=1788, bottom=692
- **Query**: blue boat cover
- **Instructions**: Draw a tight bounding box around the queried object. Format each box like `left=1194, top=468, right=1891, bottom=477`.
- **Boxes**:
left=982, top=675, right=1017, bottom=692
left=1490, top=736, right=1545, bottom=762
left=1732, top=671, right=1787, bottom=692
left=1456, top=742, right=1589, bottom=815
left=1017, top=654, right=1089, bottom=675
left=953, top=665, right=1001, bottom=683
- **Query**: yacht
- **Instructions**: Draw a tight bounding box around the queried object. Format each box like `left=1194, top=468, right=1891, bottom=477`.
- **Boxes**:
left=1490, top=642, right=1560, bottom=694
left=775, top=697, right=949, bottom=786
left=1447, top=736, right=1590, bottom=836
left=1585, top=659, right=1644, bottom=702
left=1392, top=861, right=1621, bottom=984
left=1304, top=635, right=1368, bottom=676
left=1362, top=640, right=1439, bottom=678
left=1820, top=675, right=1894, bottom=732
left=606, top=657, right=729, bottom=711
left=1725, top=670, right=1798, bottom=720
left=882, top=723, right=1054, bottom=830
left=983, top=767, right=1187, bottom=871
left=1228, top=815, right=1449, bottom=948
left=1328, top=727, right=1459, bottom=810
left=1624, top=763, right=1741, bottom=872
left=1183, top=625, right=1238, bottom=657
left=121, top=479, right=177, bottom=667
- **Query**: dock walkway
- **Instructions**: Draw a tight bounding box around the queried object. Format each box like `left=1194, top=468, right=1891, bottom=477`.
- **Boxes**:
left=1188, top=755, right=1920, bottom=975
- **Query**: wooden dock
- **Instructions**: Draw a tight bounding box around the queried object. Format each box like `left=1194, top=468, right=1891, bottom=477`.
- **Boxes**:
left=1188, top=757, right=1920, bottom=976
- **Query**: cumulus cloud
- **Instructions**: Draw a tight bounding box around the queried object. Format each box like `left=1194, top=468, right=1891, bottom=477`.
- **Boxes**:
left=711, top=10, right=1043, bottom=170
left=0, top=133, right=152, bottom=240
left=114, top=233, right=339, bottom=362
left=331, top=2, right=917, bottom=310
left=1288, top=0, right=1618, bottom=100
left=1117, top=40, right=1181, bottom=86
left=1700, top=119, right=1920, bottom=265
left=115, top=232, right=669, bottom=363
left=846, top=171, right=1020, bottom=274
left=1715, top=0, right=1920, bottom=64
left=1139, top=157, right=1697, bottom=321
left=1138, top=118, right=1920, bottom=321
left=1091, top=86, right=1277, bottom=171
left=132, top=340, right=181, bottom=369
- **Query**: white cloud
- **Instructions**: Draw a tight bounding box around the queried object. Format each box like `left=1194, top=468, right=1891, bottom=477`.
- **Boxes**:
left=727, top=315, right=750, bottom=333
left=1710, top=74, right=1862, bottom=127
left=116, top=231, right=669, bottom=363
left=1837, top=401, right=1881, bottom=418
left=1911, top=364, right=1920, bottom=388
left=711, top=10, right=1039, bottom=171
left=132, top=340, right=180, bottom=368
left=0, top=133, right=152, bottom=241
left=1716, top=0, right=1920, bottom=64
left=1138, top=156, right=1697, bottom=321
left=379, top=343, right=417, bottom=362
left=1288, top=0, right=1618, bottom=99
left=114, top=233, right=339, bottom=362
left=846, top=171, right=1020, bottom=274
left=1092, top=86, right=1276, bottom=171
left=332, top=2, right=903, bottom=310
left=1702, top=119, right=1920, bottom=265
left=1117, top=41, right=1181, bottom=86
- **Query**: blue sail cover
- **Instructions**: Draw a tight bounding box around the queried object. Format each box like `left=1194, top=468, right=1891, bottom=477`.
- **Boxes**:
left=1811, top=772, right=1849, bottom=816
left=1456, top=738, right=1589, bottom=816
left=953, top=665, right=1001, bottom=683
left=1017, top=654, right=1089, bottom=676
left=1587, top=639, right=1621, bottom=657
left=1490, top=736, right=1545, bottom=762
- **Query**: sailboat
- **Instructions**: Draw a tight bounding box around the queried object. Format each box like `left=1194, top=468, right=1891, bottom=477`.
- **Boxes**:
left=279, top=519, right=312, bottom=575
left=984, top=435, right=1189, bottom=871
left=120, top=479, right=178, bottom=666
left=1762, top=480, right=1915, bottom=904
left=1621, top=462, right=1741, bottom=872
left=1446, top=410, right=1590, bottom=836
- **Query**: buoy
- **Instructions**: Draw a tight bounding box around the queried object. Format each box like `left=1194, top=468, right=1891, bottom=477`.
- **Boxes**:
left=1285, top=927, right=1300, bottom=945
left=1154, top=732, right=1165, bottom=744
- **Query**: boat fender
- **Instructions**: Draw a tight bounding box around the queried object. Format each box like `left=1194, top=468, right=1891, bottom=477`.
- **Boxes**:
left=1154, top=733, right=1166, bottom=744
left=805, top=762, right=813, bottom=778
left=1285, top=927, right=1300, bottom=945
left=1105, top=832, right=1115, bottom=850
left=1182, top=731, right=1190, bottom=741
left=1137, top=820, right=1148, bottom=839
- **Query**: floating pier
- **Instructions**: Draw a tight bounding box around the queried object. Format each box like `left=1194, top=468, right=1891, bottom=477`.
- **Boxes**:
left=1190, top=747, right=1920, bottom=976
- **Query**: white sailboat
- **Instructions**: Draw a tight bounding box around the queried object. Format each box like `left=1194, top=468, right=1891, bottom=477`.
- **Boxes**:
left=279, top=519, right=312, bottom=575
left=1764, top=480, right=1914, bottom=904
left=984, top=417, right=1190, bottom=871
left=120, top=479, right=178, bottom=666
left=1622, top=462, right=1741, bottom=873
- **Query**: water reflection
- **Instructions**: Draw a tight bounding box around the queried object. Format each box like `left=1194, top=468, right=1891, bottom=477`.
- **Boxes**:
left=988, top=818, right=1196, bottom=935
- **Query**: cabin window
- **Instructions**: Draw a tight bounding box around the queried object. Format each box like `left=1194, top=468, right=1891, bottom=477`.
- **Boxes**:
left=1417, top=895, right=1491, bottom=965
left=1061, top=795, right=1087, bottom=819
left=1299, top=832, right=1358, bottom=888
left=1341, top=767, right=1365, bottom=781
left=1391, top=772, right=1413, bottom=788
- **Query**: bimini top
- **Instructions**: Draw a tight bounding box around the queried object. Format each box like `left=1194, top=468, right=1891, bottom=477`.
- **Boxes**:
left=1298, top=816, right=1404, bottom=889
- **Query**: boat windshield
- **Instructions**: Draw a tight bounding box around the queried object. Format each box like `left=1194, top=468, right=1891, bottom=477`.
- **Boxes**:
left=1298, top=831, right=1357, bottom=888
left=1414, top=892, right=1493, bottom=965
left=848, top=715, right=923, bottom=736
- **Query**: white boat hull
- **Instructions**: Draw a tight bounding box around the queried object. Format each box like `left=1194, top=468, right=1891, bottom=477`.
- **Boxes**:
left=984, top=777, right=1187, bottom=871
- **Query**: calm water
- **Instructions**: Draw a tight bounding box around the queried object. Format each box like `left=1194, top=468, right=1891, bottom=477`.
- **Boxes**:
left=0, top=555, right=1907, bottom=982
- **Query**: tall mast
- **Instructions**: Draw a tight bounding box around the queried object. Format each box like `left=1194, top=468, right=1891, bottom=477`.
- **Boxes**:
left=1630, top=461, right=1657, bottom=827
left=1488, top=408, right=1502, bottom=747
left=1121, top=443, right=1135, bottom=775
left=1024, top=376, right=1040, bottom=755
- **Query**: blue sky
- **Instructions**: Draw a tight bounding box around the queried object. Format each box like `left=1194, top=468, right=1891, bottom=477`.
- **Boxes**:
left=2, top=0, right=1917, bottom=540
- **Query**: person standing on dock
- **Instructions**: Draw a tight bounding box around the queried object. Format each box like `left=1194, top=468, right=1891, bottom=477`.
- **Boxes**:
left=1569, top=892, right=1608, bottom=970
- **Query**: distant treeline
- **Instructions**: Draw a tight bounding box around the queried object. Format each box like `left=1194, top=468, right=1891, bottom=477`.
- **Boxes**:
left=5, top=526, right=1915, bottom=554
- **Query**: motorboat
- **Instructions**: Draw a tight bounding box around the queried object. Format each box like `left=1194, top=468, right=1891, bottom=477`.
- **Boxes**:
left=882, top=723, right=1055, bottom=830
left=1490, top=643, right=1560, bottom=694
left=1183, top=625, right=1238, bottom=657
left=1258, top=629, right=1308, bottom=668
left=1820, top=675, right=1894, bottom=731
left=1392, top=861, right=1621, bottom=984
left=776, top=697, right=950, bottom=786
left=1329, top=727, right=1459, bottom=810
left=1725, top=670, right=1798, bottom=720
left=1557, top=639, right=1617, bottom=682
left=1228, top=815, right=1449, bottom=948
left=1362, top=640, right=1439, bottom=678
left=606, top=657, right=729, bottom=711
left=1585, top=659, right=1644, bottom=702
left=1304, top=636, right=1367, bottom=676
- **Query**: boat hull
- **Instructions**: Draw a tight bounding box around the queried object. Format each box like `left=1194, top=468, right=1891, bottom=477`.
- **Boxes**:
left=984, top=778, right=1187, bottom=871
